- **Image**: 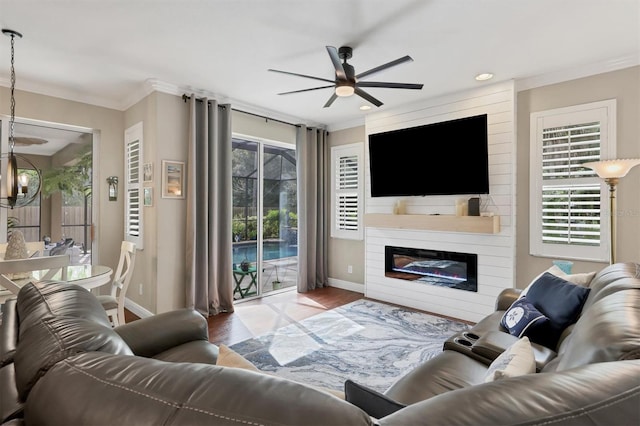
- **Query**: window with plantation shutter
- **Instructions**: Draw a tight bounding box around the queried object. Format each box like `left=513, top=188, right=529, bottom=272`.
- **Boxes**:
left=331, top=143, right=363, bottom=240
left=124, top=122, right=143, bottom=249
left=530, top=100, right=615, bottom=262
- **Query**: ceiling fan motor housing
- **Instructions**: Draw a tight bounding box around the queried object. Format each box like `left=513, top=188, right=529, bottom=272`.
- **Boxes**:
left=338, top=46, right=353, bottom=60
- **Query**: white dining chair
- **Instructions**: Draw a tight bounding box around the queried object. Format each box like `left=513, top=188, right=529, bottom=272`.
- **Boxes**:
left=97, top=241, right=136, bottom=327
left=0, top=254, right=71, bottom=294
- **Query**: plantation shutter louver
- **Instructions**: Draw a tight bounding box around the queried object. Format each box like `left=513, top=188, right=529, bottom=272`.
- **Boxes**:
left=530, top=100, right=615, bottom=262
left=331, top=143, right=363, bottom=240
left=124, top=122, right=143, bottom=249
left=336, top=155, right=359, bottom=231
left=540, top=122, right=601, bottom=246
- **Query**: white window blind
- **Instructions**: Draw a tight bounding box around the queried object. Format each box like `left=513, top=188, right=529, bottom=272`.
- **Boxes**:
left=540, top=122, right=601, bottom=246
left=530, top=100, right=615, bottom=261
left=331, top=143, right=363, bottom=240
left=124, top=122, right=143, bottom=249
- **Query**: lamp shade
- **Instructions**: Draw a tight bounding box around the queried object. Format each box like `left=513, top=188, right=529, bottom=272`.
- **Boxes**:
left=583, top=159, right=640, bottom=179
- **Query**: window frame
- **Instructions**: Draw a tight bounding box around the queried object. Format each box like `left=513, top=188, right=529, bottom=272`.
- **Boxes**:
left=124, top=122, right=143, bottom=250
left=529, top=99, right=616, bottom=262
left=331, top=142, right=364, bottom=240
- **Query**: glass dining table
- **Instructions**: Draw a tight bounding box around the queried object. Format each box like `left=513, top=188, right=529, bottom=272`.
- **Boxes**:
left=4, top=264, right=113, bottom=293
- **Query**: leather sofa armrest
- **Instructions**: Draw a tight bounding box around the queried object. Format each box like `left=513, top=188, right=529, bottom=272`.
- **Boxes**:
left=471, top=331, right=557, bottom=372
left=495, top=288, right=521, bottom=311
left=115, top=308, right=209, bottom=358
left=471, top=330, right=519, bottom=360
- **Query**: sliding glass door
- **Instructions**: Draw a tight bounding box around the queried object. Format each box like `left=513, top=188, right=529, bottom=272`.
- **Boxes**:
left=232, top=137, right=297, bottom=301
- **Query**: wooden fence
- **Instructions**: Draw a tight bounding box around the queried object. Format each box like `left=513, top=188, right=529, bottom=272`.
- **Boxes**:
left=9, top=206, right=92, bottom=250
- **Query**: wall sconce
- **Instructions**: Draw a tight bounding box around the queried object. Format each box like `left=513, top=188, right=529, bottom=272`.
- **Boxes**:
left=107, top=176, right=118, bottom=201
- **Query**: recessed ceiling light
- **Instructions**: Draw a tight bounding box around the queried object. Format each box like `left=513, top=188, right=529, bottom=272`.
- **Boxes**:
left=475, top=73, right=494, bottom=81
left=359, top=105, right=371, bottom=111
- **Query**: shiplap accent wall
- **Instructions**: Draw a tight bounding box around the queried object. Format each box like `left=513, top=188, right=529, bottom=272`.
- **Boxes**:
left=364, top=81, right=516, bottom=323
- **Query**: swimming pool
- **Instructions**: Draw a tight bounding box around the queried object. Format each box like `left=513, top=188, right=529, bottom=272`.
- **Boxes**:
left=232, top=241, right=298, bottom=264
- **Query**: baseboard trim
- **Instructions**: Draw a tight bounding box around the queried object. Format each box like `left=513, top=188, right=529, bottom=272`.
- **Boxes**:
left=124, top=298, right=154, bottom=319
left=327, top=278, right=364, bottom=294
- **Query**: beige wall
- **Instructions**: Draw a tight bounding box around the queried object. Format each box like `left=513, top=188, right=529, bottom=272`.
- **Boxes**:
left=0, top=87, right=125, bottom=277
left=124, top=93, right=158, bottom=312
left=125, top=95, right=300, bottom=314
left=327, top=125, right=365, bottom=290
left=516, top=66, right=640, bottom=289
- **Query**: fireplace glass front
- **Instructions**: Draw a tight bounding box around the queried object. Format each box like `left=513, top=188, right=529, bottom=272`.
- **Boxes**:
left=385, top=246, right=478, bottom=292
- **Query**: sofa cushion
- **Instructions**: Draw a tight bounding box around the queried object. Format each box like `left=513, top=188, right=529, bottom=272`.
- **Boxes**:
left=555, top=289, right=640, bottom=371
left=17, top=282, right=113, bottom=334
left=484, top=336, right=536, bottom=382
left=526, top=272, right=590, bottom=330
left=581, top=262, right=640, bottom=311
left=14, top=315, right=133, bottom=400
left=25, top=352, right=373, bottom=426
left=500, top=298, right=553, bottom=346
left=14, top=282, right=133, bottom=400
left=345, top=379, right=406, bottom=419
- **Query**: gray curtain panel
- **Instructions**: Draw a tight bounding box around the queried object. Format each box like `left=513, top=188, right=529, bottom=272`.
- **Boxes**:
left=296, top=125, right=329, bottom=292
left=185, top=96, right=234, bottom=315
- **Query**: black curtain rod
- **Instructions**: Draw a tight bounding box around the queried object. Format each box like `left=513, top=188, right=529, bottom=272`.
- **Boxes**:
left=182, top=94, right=310, bottom=129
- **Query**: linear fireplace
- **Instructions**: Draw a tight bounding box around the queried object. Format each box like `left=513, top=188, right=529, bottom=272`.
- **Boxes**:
left=385, top=246, right=478, bottom=292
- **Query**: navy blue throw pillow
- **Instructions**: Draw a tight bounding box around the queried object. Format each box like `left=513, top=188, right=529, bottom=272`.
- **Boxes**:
left=526, top=272, right=591, bottom=330
left=500, top=297, right=554, bottom=347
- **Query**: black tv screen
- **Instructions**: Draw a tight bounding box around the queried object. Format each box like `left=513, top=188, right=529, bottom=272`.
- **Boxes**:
left=368, top=114, right=489, bottom=197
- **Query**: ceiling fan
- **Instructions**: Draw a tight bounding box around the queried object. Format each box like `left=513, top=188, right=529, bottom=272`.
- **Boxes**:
left=268, top=46, right=423, bottom=108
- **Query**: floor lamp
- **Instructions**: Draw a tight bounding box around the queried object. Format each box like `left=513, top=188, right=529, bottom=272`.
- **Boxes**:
left=583, top=159, right=640, bottom=264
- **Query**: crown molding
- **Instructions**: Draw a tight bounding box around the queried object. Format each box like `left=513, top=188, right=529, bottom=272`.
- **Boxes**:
left=515, top=54, right=639, bottom=92
left=0, top=76, right=124, bottom=110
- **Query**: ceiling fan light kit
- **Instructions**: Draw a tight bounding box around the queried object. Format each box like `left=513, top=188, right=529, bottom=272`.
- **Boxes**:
left=269, top=45, right=423, bottom=108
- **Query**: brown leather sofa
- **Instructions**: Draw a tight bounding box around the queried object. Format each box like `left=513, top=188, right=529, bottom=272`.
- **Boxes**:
left=1, top=263, right=639, bottom=425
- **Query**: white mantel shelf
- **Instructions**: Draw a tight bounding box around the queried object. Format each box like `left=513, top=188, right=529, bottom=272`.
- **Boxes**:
left=364, top=214, right=500, bottom=234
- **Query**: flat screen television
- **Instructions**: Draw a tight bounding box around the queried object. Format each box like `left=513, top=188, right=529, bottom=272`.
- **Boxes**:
left=368, top=114, right=489, bottom=197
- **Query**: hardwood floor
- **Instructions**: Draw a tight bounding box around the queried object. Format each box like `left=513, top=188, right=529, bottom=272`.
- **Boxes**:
left=207, top=287, right=363, bottom=346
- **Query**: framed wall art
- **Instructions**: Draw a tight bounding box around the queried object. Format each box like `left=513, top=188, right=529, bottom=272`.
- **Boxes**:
left=161, top=160, right=185, bottom=199
left=143, top=162, right=153, bottom=182
left=144, top=187, right=153, bottom=206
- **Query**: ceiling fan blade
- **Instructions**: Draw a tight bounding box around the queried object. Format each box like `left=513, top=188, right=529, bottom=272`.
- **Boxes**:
left=268, top=69, right=335, bottom=84
left=355, top=88, right=383, bottom=107
left=357, top=81, right=423, bottom=90
left=326, top=46, right=347, bottom=80
left=277, top=85, right=335, bottom=95
left=355, top=55, right=413, bottom=80
left=323, top=93, right=338, bottom=108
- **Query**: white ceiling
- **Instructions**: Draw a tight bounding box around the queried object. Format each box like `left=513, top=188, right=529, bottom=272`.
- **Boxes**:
left=0, top=0, right=638, bottom=132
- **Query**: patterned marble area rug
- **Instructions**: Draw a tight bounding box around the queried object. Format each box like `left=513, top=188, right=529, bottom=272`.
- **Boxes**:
left=230, top=299, right=470, bottom=393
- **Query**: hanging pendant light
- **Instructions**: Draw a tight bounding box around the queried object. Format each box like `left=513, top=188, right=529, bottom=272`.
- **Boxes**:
left=2, top=28, right=41, bottom=209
